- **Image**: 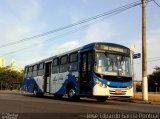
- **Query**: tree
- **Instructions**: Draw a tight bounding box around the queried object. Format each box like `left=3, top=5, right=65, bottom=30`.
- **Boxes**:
left=0, top=67, right=24, bottom=90
left=148, top=66, right=160, bottom=92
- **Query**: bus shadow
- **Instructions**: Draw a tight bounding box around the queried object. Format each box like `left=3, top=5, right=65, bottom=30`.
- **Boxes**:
left=4, top=91, right=128, bottom=106
left=22, top=93, right=104, bottom=103
left=21, top=93, right=126, bottom=105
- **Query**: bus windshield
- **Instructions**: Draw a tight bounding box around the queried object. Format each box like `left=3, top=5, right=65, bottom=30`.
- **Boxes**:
left=95, top=52, right=131, bottom=77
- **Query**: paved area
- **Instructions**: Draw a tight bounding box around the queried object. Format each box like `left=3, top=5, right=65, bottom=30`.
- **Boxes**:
left=0, top=92, right=160, bottom=119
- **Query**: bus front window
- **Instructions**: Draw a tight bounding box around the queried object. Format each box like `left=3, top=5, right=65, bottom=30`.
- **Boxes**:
left=95, top=52, right=131, bottom=77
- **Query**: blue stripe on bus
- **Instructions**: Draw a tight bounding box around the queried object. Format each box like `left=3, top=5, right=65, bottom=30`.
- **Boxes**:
left=92, top=72, right=132, bottom=88
left=22, top=77, right=43, bottom=93
left=55, top=72, right=79, bottom=95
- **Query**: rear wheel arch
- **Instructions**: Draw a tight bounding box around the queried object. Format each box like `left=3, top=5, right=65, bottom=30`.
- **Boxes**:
left=33, top=84, right=38, bottom=96
left=33, top=84, right=43, bottom=97
left=66, top=82, right=75, bottom=93
left=66, top=82, right=79, bottom=101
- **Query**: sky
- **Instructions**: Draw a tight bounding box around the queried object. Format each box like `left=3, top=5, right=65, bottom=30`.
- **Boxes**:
left=0, top=0, right=159, bottom=80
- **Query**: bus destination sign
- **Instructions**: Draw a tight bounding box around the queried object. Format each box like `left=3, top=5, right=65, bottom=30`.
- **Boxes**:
left=96, top=44, right=130, bottom=54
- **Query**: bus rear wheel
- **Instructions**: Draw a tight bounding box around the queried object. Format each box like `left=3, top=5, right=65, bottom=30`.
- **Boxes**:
left=33, top=86, right=38, bottom=96
left=67, top=87, right=79, bottom=101
left=95, top=96, right=108, bottom=102
left=33, top=86, right=43, bottom=97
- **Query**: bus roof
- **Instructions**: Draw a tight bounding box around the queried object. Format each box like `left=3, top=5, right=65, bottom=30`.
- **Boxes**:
left=25, top=42, right=130, bottom=67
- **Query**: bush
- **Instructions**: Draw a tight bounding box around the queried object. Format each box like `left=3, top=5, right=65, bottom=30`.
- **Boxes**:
left=0, top=67, right=24, bottom=90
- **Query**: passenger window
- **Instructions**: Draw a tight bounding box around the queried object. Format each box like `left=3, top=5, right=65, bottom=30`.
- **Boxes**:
left=53, top=58, right=59, bottom=66
left=32, top=65, right=38, bottom=77
left=52, top=58, right=59, bottom=74
left=60, top=55, right=68, bottom=73
left=70, top=53, right=78, bottom=62
left=28, top=66, right=33, bottom=77
left=60, top=55, right=68, bottom=65
left=38, top=63, right=44, bottom=76
left=25, top=67, right=29, bottom=77
left=69, top=53, right=78, bottom=71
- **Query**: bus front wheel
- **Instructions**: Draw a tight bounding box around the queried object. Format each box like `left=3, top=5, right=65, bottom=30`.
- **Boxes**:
left=95, top=96, right=108, bottom=102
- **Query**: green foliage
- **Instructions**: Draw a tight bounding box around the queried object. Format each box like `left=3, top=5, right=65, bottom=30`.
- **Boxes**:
left=0, top=67, right=24, bottom=90
left=135, top=66, right=160, bottom=92
left=148, top=66, right=160, bottom=92
left=136, top=82, right=142, bottom=92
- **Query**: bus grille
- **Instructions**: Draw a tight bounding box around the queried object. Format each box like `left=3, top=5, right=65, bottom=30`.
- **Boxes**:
left=109, top=90, right=126, bottom=95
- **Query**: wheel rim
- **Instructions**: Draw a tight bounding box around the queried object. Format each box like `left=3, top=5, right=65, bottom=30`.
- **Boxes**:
left=34, top=89, right=37, bottom=95
left=69, top=89, right=75, bottom=98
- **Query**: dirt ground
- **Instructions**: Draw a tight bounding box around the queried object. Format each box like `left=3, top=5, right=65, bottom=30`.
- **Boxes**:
left=134, top=93, right=160, bottom=102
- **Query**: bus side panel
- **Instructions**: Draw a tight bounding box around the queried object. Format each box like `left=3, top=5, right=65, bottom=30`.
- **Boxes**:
left=22, top=76, right=44, bottom=93
left=50, top=71, right=79, bottom=95
left=35, top=76, right=44, bottom=93
left=54, top=72, right=68, bottom=94
left=22, top=77, right=36, bottom=93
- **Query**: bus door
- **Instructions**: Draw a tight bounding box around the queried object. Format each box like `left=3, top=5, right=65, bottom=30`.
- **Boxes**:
left=80, top=51, right=93, bottom=94
left=44, top=62, right=52, bottom=93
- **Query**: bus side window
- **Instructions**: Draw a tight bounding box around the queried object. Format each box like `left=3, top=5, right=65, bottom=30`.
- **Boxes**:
left=28, top=66, right=33, bottom=77
left=38, top=63, right=44, bottom=76
left=60, top=55, right=68, bottom=73
left=25, top=67, right=28, bottom=78
left=32, top=65, right=38, bottom=77
left=69, top=52, right=78, bottom=71
left=52, top=58, right=59, bottom=74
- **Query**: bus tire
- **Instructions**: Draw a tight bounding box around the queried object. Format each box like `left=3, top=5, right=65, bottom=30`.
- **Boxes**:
left=33, top=85, right=43, bottom=97
left=67, top=87, right=79, bottom=101
left=33, top=86, right=38, bottom=96
left=95, top=96, right=108, bottom=102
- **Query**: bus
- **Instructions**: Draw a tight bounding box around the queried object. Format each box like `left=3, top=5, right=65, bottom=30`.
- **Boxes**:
left=22, top=42, right=133, bottom=102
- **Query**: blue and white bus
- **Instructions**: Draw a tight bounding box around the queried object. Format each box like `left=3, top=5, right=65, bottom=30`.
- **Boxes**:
left=22, top=42, right=133, bottom=102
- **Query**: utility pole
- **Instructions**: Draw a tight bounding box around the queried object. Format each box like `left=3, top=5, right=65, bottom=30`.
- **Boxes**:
left=130, top=42, right=136, bottom=98
left=142, top=0, right=148, bottom=102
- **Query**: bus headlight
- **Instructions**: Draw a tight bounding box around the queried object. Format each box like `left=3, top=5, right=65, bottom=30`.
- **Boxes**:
left=107, top=82, right=110, bottom=85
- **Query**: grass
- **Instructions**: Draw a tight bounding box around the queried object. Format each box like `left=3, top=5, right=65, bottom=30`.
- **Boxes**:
left=134, top=92, right=160, bottom=102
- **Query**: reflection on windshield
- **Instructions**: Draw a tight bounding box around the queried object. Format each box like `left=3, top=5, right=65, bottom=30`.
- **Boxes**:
left=95, top=52, right=131, bottom=76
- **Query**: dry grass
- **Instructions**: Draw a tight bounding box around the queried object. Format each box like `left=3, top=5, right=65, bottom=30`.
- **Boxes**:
left=134, top=93, right=160, bottom=102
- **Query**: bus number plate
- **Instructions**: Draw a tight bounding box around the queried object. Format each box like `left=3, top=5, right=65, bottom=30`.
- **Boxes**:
left=115, top=89, right=122, bottom=94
